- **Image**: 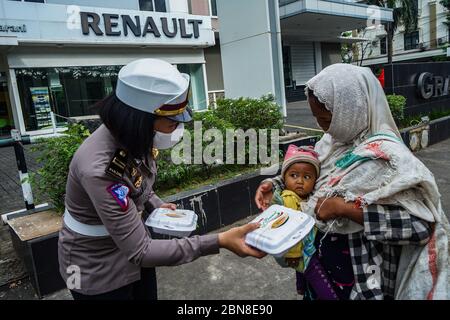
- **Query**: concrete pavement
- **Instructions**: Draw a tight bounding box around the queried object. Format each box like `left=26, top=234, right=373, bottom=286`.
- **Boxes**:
left=150, top=137, right=450, bottom=300
left=284, top=101, right=321, bottom=133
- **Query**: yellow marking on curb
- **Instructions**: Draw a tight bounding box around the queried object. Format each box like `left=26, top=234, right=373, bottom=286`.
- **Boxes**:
left=284, top=124, right=324, bottom=133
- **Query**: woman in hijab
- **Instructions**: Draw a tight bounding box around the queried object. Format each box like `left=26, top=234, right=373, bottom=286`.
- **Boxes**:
left=255, top=63, right=449, bottom=300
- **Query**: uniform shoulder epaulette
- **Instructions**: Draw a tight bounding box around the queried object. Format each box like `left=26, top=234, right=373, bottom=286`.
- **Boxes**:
left=105, top=149, right=128, bottom=180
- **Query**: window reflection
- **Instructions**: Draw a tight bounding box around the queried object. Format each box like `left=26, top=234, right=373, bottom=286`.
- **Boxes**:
left=16, top=66, right=121, bottom=131
left=15, top=63, right=206, bottom=131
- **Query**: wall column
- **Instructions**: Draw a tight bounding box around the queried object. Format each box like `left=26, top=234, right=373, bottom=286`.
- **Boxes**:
left=217, top=0, right=286, bottom=116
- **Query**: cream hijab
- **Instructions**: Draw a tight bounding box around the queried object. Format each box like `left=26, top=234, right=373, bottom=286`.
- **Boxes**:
left=306, top=63, right=400, bottom=200
left=303, top=63, right=449, bottom=299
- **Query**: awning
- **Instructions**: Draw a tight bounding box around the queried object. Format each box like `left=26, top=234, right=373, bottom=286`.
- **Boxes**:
left=0, top=36, right=19, bottom=46
left=337, top=36, right=371, bottom=44
left=280, top=0, right=393, bottom=43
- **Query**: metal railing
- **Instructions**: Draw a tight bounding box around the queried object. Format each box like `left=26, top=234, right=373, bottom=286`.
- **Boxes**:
left=279, top=0, right=360, bottom=5
left=208, top=90, right=225, bottom=109
left=0, top=112, right=68, bottom=224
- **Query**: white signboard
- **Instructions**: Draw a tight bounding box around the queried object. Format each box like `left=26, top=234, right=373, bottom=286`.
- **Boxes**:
left=0, top=1, right=214, bottom=47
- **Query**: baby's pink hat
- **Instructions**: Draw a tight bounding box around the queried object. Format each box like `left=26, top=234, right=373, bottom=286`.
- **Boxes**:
left=281, top=145, right=320, bottom=179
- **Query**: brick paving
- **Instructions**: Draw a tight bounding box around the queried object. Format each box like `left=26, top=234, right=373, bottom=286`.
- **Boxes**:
left=0, top=145, right=45, bottom=215
left=0, top=144, right=46, bottom=288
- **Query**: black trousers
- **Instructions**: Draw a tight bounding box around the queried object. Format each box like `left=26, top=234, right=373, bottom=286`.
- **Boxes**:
left=70, top=268, right=158, bottom=300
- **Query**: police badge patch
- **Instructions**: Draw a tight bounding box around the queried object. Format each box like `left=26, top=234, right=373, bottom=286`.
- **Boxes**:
left=107, top=183, right=130, bottom=211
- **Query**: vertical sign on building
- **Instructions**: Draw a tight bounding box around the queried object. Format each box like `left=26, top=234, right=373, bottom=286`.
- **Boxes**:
left=30, top=87, right=52, bottom=129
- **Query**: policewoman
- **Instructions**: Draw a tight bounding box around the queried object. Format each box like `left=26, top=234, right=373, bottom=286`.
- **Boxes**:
left=58, top=59, right=264, bottom=300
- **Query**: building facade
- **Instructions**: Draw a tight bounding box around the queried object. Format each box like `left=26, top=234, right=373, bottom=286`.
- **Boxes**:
left=0, top=0, right=392, bottom=140
left=279, top=0, right=392, bottom=101
left=203, top=0, right=393, bottom=105
left=0, top=0, right=219, bottom=139
left=360, top=0, right=450, bottom=66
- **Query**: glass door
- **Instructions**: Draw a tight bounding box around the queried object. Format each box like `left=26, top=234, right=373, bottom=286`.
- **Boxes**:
left=177, top=64, right=207, bottom=111
left=0, top=72, right=14, bottom=138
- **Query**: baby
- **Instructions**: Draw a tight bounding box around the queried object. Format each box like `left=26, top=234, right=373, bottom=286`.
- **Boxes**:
left=272, top=145, right=338, bottom=300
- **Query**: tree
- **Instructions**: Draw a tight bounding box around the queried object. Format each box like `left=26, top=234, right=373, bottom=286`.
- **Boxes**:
left=441, top=0, right=450, bottom=25
left=366, top=0, right=418, bottom=64
left=340, top=30, right=374, bottom=66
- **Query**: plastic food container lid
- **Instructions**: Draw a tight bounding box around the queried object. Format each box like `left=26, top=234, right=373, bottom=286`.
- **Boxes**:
left=145, top=208, right=198, bottom=236
left=245, top=205, right=315, bottom=256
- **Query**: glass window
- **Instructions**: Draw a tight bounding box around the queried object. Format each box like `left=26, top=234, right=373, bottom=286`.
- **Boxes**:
left=177, top=64, right=207, bottom=111
left=15, top=66, right=121, bottom=132
left=15, top=63, right=205, bottom=131
left=9, top=0, right=46, bottom=2
left=210, top=0, right=217, bottom=16
left=139, top=0, right=166, bottom=12
left=154, top=0, right=167, bottom=12
left=139, top=0, right=154, bottom=11
left=283, top=45, right=293, bottom=87
left=380, top=37, right=387, bottom=55
left=0, top=73, right=15, bottom=138
left=404, top=31, right=419, bottom=50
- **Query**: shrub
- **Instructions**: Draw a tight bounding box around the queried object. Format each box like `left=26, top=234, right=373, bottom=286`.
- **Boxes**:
left=154, top=151, right=200, bottom=192
left=386, top=94, right=406, bottom=126
left=191, top=110, right=234, bottom=132
left=30, top=96, right=284, bottom=209
left=30, top=124, right=90, bottom=214
left=214, top=94, right=284, bottom=130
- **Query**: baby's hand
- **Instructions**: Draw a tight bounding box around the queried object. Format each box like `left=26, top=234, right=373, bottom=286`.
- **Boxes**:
left=285, top=257, right=301, bottom=268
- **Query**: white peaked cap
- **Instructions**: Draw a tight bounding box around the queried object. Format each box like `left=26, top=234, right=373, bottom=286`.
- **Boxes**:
left=116, top=58, right=192, bottom=122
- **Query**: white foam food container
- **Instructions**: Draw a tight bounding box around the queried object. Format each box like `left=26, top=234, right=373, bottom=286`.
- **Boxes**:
left=245, top=204, right=315, bottom=257
left=145, top=208, right=198, bottom=237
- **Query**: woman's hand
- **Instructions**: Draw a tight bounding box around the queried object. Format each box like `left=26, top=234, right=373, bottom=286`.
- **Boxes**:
left=255, top=182, right=273, bottom=211
left=160, top=203, right=177, bottom=210
left=218, top=223, right=267, bottom=259
left=315, top=197, right=343, bottom=221
left=315, top=197, right=363, bottom=225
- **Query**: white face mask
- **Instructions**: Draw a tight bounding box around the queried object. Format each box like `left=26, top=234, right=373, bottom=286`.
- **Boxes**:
left=153, top=123, right=184, bottom=150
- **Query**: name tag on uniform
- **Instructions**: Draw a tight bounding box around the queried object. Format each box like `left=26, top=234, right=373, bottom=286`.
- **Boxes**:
left=105, top=149, right=128, bottom=180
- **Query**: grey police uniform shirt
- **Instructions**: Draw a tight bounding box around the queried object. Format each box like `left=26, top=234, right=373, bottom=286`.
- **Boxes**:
left=58, top=124, right=219, bottom=295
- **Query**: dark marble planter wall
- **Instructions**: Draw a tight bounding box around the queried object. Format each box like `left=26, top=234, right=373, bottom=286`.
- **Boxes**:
left=399, top=116, right=450, bottom=151
left=162, top=172, right=274, bottom=237
left=429, top=115, right=450, bottom=145
left=384, top=62, right=450, bottom=116
left=9, top=228, right=65, bottom=298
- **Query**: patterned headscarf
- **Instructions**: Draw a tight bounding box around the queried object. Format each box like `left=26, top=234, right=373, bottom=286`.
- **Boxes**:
left=303, top=64, right=442, bottom=233
left=301, top=64, right=450, bottom=300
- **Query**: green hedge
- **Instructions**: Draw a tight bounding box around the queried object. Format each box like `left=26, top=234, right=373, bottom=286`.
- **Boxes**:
left=30, top=124, right=91, bottom=214
left=214, top=94, right=284, bottom=130
left=386, top=94, right=406, bottom=126
left=155, top=95, right=283, bottom=191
